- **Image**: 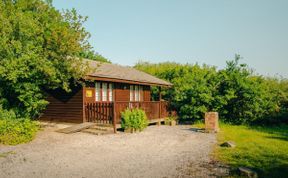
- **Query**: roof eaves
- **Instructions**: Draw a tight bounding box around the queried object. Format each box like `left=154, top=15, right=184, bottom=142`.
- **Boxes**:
left=85, top=74, right=173, bottom=87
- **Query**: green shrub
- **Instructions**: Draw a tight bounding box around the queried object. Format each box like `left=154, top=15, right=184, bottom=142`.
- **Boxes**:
left=121, top=108, right=148, bottom=131
left=164, top=116, right=177, bottom=125
left=0, top=119, right=39, bottom=145
left=0, top=108, right=39, bottom=145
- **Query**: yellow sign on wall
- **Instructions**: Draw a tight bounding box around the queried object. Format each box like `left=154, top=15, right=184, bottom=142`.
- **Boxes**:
left=86, top=90, right=93, bottom=97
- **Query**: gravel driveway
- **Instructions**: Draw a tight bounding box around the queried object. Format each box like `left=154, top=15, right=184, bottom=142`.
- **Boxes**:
left=0, top=125, right=228, bottom=178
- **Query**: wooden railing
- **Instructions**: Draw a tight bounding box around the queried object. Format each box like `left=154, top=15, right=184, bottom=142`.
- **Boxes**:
left=85, top=102, right=113, bottom=124
left=84, top=101, right=172, bottom=130
left=114, top=101, right=162, bottom=124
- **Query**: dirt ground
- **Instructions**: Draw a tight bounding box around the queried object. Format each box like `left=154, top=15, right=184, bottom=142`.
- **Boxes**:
left=0, top=124, right=229, bottom=178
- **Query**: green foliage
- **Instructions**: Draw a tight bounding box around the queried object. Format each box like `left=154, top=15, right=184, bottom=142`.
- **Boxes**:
left=216, top=55, right=281, bottom=124
left=0, top=107, right=39, bottom=145
left=0, top=0, right=94, bottom=118
left=79, top=50, right=111, bottom=63
left=164, top=116, right=177, bottom=125
left=135, top=55, right=288, bottom=124
left=121, top=108, right=148, bottom=131
left=165, top=116, right=177, bottom=121
left=136, top=61, right=221, bottom=120
left=214, top=123, right=288, bottom=178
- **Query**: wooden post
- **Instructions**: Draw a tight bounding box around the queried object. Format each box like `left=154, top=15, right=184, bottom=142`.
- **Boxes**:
left=82, top=86, right=86, bottom=123
left=113, top=84, right=117, bottom=133
left=159, top=86, right=162, bottom=122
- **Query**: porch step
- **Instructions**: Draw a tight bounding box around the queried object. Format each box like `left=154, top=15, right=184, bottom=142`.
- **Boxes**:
left=94, top=123, right=114, bottom=128
left=81, top=128, right=114, bottom=135
left=56, top=122, right=96, bottom=134
left=91, top=125, right=114, bottom=132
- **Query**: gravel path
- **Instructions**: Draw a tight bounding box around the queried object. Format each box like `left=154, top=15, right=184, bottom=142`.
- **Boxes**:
left=0, top=125, right=228, bottom=178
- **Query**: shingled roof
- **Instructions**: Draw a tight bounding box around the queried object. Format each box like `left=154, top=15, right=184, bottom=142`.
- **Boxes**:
left=83, top=59, right=172, bottom=87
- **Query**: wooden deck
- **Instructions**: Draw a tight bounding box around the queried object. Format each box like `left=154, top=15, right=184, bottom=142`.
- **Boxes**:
left=84, top=101, right=173, bottom=133
left=85, top=101, right=170, bottom=123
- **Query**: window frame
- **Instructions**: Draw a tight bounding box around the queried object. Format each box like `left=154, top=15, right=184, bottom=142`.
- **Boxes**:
left=102, top=83, right=108, bottom=101
left=130, top=85, right=134, bottom=102
left=95, top=82, right=101, bottom=101
left=109, top=83, right=113, bottom=102
left=130, top=84, right=143, bottom=102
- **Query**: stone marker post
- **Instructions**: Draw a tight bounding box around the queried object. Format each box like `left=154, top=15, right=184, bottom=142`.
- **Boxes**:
left=205, top=112, right=219, bottom=133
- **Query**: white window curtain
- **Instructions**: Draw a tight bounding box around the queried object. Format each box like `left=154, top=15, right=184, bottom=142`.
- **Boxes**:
left=134, top=85, right=139, bottom=101
left=102, top=83, right=107, bottom=101
left=109, top=83, right=113, bottom=101
left=130, top=85, right=134, bottom=101
left=95, top=82, right=100, bottom=101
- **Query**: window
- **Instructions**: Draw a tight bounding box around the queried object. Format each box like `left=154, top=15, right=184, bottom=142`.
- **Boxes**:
left=102, top=83, right=107, bottom=101
left=109, top=83, right=113, bottom=101
left=95, top=82, right=100, bottom=101
left=94, top=82, right=114, bottom=102
left=130, top=85, right=134, bottom=101
left=134, top=85, right=139, bottom=101
left=130, top=85, right=143, bottom=101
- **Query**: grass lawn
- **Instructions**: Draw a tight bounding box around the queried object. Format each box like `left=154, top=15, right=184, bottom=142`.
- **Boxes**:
left=193, top=122, right=288, bottom=178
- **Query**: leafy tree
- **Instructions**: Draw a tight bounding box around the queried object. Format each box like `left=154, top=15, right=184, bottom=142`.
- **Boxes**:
left=79, top=50, right=110, bottom=63
left=135, top=55, right=288, bottom=124
left=217, top=55, right=278, bottom=123
left=135, top=62, right=223, bottom=120
left=0, top=0, right=94, bottom=118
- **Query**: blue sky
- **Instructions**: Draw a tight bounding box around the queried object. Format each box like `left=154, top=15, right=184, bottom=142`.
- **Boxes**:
left=53, top=0, right=288, bottom=77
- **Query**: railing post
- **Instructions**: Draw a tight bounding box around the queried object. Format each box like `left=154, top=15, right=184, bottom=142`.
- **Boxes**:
left=83, top=102, right=86, bottom=122
left=159, top=86, right=162, bottom=119
left=159, top=101, right=161, bottom=119
left=82, top=87, right=86, bottom=122
left=113, top=102, right=117, bottom=133
left=113, top=85, right=117, bottom=133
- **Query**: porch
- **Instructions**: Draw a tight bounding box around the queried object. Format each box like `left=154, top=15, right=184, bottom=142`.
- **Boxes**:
left=84, top=101, right=171, bottom=132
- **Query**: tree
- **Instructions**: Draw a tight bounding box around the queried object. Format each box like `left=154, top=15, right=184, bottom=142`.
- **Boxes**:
left=217, top=55, right=276, bottom=123
left=0, top=0, right=94, bottom=118
left=135, top=62, right=222, bottom=120
left=79, top=50, right=111, bottom=63
left=135, top=55, right=288, bottom=124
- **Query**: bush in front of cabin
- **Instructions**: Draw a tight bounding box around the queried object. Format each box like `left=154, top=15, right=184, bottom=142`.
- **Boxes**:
left=0, top=107, right=39, bottom=145
left=164, top=116, right=178, bottom=126
left=121, top=108, right=148, bottom=132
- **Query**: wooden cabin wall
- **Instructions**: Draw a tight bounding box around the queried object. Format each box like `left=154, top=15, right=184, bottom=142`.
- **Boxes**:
left=84, top=82, right=96, bottom=103
left=143, top=85, right=151, bottom=101
left=40, top=86, right=84, bottom=123
left=114, top=83, right=130, bottom=101
left=41, top=82, right=152, bottom=123
left=114, top=83, right=151, bottom=102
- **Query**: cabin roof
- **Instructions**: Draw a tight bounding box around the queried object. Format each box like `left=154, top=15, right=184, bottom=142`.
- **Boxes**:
left=83, top=59, right=172, bottom=87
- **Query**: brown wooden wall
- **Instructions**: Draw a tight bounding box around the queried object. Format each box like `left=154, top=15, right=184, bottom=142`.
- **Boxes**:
left=143, top=85, right=151, bottom=101
left=114, top=83, right=130, bottom=101
left=41, top=81, right=152, bottom=123
left=114, top=83, right=151, bottom=102
left=40, top=86, right=83, bottom=123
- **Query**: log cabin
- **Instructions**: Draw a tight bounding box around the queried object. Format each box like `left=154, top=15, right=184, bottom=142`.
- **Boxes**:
left=41, top=59, right=173, bottom=132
